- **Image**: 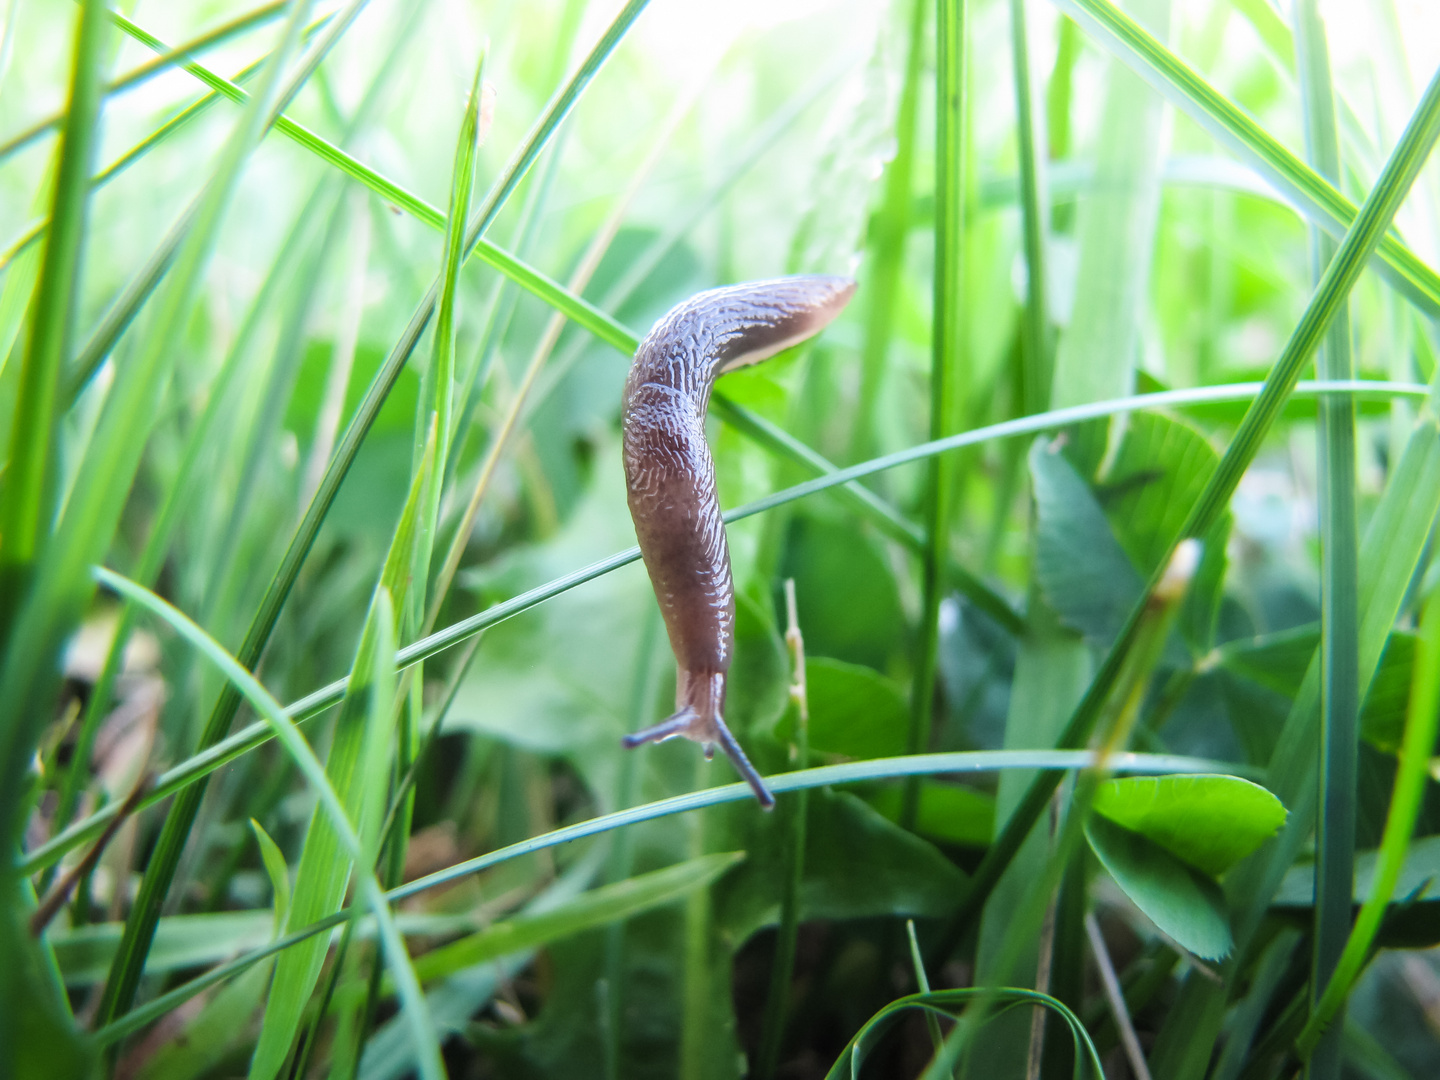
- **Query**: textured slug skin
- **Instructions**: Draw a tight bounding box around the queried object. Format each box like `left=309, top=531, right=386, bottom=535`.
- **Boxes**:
left=620, top=275, right=856, bottom=808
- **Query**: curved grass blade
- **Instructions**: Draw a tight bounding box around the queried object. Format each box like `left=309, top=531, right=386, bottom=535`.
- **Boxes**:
left=822, top=987, right=1103, bottom=1080
left=91, top=748, right=1238, bottom=1049
left=19, top=376, right=1430, bottom=876
left=92, top=569, right=444, bottom=1080
left=1053, top=0, right=1440, bottom=319
left=935, top=59, right=1440, bottom=953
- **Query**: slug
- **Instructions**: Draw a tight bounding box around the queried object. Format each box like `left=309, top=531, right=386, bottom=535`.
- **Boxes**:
left=620, top=275, right=857, bottom=808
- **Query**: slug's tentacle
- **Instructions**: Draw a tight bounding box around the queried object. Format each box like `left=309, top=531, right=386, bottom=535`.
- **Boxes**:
left=621, top=275, right=856, bottom=808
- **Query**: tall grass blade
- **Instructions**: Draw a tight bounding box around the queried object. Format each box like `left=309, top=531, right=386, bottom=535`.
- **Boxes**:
left=0, top=0, right=106, bottom=626
left=1293, top=4, right=1358, bottom=1077
left=903, top=0, right=967, bottom=829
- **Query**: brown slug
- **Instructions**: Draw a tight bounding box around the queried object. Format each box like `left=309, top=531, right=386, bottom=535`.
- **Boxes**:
left=620, top=275, right=857, bottom=808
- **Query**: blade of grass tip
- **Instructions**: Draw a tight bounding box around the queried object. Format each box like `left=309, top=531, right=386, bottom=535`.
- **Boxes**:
left=0, top=0, right=107, bottom=637
left=1052, top=0, right=1440, bottom=320
left=92, top=568, right=444, bottom=1080
left=1297, top=583, right=1440, bottom=1058
left=64, top=1, right=365, bottom=401
left=22, top=377, right=1425, bottom=876
left=936, top=57, right=1440, bottom=961
left=249, top=427, right=435, bottom=1080
left=906, top=920, right=944, bottom=1052
left=850, top=0, right=926, bottom=464
left=72, top=0, right=324, bottom=1029
left=426, top=62, right=710, bottom=634
left=90, top=748, right=1236, bottom=1050
left=903, top=0, right=967, bottom=831
left=0, top=0, right=290, bottom=166
left=1009, top=0, right=1052, bottom=416
left=1294, top=5, right=1359, bottom=1077
left=415, top=45, right=487, bottom=633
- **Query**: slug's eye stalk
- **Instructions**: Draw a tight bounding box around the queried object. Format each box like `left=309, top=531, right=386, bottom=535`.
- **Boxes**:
left=620, top=275, right=856, bottom=808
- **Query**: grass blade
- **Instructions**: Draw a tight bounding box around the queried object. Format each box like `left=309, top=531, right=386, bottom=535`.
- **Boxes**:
left=0, top=0, right=106, bottom=621
left=1293, top=4, right=1358, bottom=1077
left=903, top=0, right=967, bottom=829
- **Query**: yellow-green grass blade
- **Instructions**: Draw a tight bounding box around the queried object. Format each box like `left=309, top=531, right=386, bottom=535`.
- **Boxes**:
left=107, top=6, right=635, bottom=360
left=93, top=568, right=443, bottom=1080
left=935, top=57, right=1440, bottom=949
left=1053, top=0, right=1440, bottom=319
left=0, top=0, right=289, bottom=166
left=92, top=749, right=1237, bottom=1049
left=61, top=1, right=367, bottom=401
left=21, top=377, right=1430, bottom=878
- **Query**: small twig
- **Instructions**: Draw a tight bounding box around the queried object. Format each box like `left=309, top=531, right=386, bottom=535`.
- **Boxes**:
left=1085, top=912, right=1153, bottom=1080
left=31, top=771, right=154, bottom=936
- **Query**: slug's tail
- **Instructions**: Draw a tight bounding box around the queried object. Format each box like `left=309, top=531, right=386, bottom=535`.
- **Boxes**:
left=622, top=709, right=775, bottom=810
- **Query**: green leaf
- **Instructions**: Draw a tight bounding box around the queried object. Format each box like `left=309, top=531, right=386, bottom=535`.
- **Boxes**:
left=781, top=657, right=908, bottom=759
left=716, top=789, right=967, bottom=943
left=1031, top=437, right=1144, bottom=645
left=1085, top=813, right=1233, bottom=960
left=865, top=781, right=995, bottom=847
left=1091, top=774, right=1287, bottom=877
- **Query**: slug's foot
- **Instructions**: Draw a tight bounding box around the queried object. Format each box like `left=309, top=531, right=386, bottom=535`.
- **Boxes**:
left=622, top=709, right=775, bottom=810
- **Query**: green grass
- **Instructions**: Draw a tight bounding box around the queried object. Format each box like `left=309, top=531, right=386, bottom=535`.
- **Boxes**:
left=6, top=0, right=1440, bottom=1077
